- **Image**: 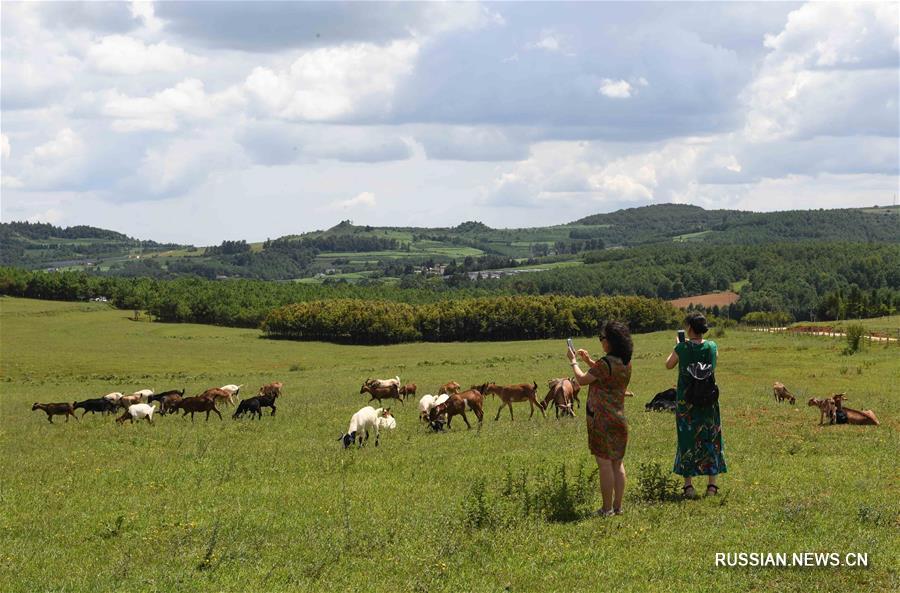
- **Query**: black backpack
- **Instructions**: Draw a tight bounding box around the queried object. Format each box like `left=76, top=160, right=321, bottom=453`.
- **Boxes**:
left=683, top=361, right=719, bottom=407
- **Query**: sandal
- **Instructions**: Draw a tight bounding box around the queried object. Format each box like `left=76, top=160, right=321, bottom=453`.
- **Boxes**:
left=706, top=484, right=719, bottom=496
left=682, top=485, right=697, bottom=499
left=613, top=508, right=624, bottom=516
left=592, top=508, right=615, bottom=518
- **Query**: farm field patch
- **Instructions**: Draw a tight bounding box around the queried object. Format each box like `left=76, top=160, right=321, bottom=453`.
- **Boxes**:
left=1, top=297, right=897, bottom=593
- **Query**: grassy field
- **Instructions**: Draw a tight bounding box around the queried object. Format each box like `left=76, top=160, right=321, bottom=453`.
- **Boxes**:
left=1, top=297, right=897, bottom=593
left=789, top=316, right=900, bottom=337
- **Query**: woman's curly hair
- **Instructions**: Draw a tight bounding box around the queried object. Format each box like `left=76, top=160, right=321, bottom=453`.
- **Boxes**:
left=601, top=320, right=633, bottom=365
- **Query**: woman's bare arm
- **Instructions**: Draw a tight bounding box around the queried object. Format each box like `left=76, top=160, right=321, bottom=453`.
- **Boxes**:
left=665, top=350, right=678, bottom=370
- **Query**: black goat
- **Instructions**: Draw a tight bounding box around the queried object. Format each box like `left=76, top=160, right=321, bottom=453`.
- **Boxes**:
left=645, top=388, right=677, bottom=412
left=73, top=397, right=117, bottom=417
left=148, top=389, right=185, bottom=406
left=233, top=397, right=262, bottom=420
left=256, top=392, right=279, bottom=416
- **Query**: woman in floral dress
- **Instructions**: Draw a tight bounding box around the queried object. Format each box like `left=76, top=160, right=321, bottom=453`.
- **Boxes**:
left=568, top=321, right=633, bottom=516
left=665, top=312, right=727, bottom=498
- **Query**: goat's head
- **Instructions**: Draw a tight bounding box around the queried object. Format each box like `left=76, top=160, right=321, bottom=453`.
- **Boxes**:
left=429, top=403, right=447, bottom=422
left=359, top=383, right=370, bottom=394
left=379, top=407, right=393, bottom=418
left=31, top=402, right=40, bottom=411
left=473, top=383, right=491, bottom=395
left=807, top=398, right=819, bottom=407
left=339, top=432, right=356, bottom=449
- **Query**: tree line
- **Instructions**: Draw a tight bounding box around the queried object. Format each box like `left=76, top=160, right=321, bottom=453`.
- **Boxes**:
left=261, top=295, right=679, bottom=344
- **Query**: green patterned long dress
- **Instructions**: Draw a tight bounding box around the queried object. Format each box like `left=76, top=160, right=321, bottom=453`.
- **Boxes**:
left=673, top=340, right=727, bottom=476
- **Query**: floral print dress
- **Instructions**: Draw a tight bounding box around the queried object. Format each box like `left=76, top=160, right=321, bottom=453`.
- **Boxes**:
left=673, top=340, right=727, bottom=476
left=585, top=355, right=632, bottom=461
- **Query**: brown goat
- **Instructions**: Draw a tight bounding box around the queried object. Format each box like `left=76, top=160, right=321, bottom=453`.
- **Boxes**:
left=429, top=389, right=484, bottom=429
left=483, top=381, right=544, bottom=421
left=32, top=402, right=77, bottom=423
left=360, top=381, right=403, bottom=405
left=198, top=388, right=234, bottom=407
left=773, top=382, right=796, bottom=405
left=808, top=397, right=836, bottom=425
left=259, top=381, right=284, bottom=398
left=832, top=393, right=879, bottom=426
left=543, top=378, right=580, bottom=418
left=398, top=383, right=417, bottom=400
left=159, top=393, right=183, bottom=415
left=117, top=394, right=143, bottom=409
left=169, top=395, right=223, bottom=422
left=437, top=381, right=461, bottom=395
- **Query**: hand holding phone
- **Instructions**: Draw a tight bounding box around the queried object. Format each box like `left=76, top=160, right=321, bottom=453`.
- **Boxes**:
left=677, top=329, right=686, bottom=343
left=567, top=338, right=575, bottom=354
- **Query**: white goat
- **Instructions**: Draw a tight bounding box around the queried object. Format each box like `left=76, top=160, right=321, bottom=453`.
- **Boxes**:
left=131, top=389, right=154, bottom=401
left=368, top=376, right=400, bottom=389
left=103, top=392, right=123, bottom=403
left=117, top=402, right=157, bottom=424
left=339, top=406, right=394, bottom=448
left=418, top=393, right=450, bottom=424
left=220, top=384, right=243, bottom=406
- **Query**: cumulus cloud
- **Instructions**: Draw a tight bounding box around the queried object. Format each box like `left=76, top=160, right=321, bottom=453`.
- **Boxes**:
left=244, top=40, right=419, bottom=121
left=744, top=2, right=899, bottom=141
left=332, top=191, right=376, bottom=210
left=87, top=35, right=203, bottom=75
left=100, top=79, right=244, bottom=132
left=416, top=126, right=529, bottom=161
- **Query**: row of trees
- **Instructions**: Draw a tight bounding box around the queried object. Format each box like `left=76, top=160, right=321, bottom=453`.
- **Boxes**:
left=261, top=295, right=680, bottom=344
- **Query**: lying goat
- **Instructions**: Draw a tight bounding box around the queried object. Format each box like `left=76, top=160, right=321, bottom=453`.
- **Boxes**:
left=831, top=394, right=879, bottom=426
left=645, top=388, right=677, bottom=412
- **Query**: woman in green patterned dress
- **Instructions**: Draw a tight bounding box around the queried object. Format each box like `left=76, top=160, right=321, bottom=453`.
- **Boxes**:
left=665, top=312, right=727, bottom=498
left=568, top=321, right=633, bottom=516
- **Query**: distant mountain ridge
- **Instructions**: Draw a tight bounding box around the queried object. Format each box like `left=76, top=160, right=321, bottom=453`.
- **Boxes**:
left=1, top=204, right=897, bottom=277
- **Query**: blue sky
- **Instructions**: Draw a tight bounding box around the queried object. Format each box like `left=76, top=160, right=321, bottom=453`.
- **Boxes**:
left=1, top=1, right=898, bottom=244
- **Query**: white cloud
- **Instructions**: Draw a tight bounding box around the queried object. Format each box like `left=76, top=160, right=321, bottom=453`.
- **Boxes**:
left=333, top=191, right=376, bottom=210
left=244, top=40, right=419, bottom=121
left=130, top=1, right=163, bottom=34
left=87, top=35, right=203, bottom=75
left=598, top=79, right=633, bottom=99
left=30, top=128, right=82, bottom=163
left=744, top=2, right=899, bottom=141
left=1, top=134, right=10, bottom=159
left=100, top=79, right=244, bottom=132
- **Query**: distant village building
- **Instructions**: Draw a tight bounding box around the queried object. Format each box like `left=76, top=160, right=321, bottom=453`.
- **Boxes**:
left=466, top=268, right=546, bottom=281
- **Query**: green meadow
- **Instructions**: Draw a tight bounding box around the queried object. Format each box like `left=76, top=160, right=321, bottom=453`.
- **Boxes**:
left=0, top=297, right=897, bottom=593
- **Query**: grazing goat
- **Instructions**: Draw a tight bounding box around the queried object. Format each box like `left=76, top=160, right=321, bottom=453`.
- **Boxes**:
left=169, top=394, right=223, bottom=422
left=399, top=383, right=417, bottom=400
left=258, top=381, right=284, bottom=400
left=116, top=403, right=156, bottom=424
left=220, top=384, right=243, bottom=406
left=32, top=402, right=77, bottom=423
left=543, top=378, right=580, bottom=418
left=339, top=406, right=394, bottom=448
left=417, top=393, right=450, bottom=423
left=437, top=381, right=460, bottom=395
left=429, top=389, right=484, bottom=430
left=233, top=397, right=262, bottom=420
left=361, top=380, right=403, bottom=405
left=773, top=382, right=796, bottom=405
left=73, top=397, right=117, bottom=417
left=808, top=397, right=836, bottom=425
left=645, top=388, right=677, bottom=412
left=483, top=381, right=544, bottom=421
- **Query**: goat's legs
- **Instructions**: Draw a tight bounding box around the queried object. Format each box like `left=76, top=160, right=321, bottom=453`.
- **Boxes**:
left=462, top=411, right=472, bottom=429
left=508, top=402, right=514, bottom=421
left=270, top=404, right=276, bottom=416
left=213, top=407, right=223, bottom=421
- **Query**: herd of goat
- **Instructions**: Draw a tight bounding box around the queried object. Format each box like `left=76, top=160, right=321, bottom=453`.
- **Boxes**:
left=30, top=382, right=284, bottom=424
left=29, top=375, right=879, bottom=446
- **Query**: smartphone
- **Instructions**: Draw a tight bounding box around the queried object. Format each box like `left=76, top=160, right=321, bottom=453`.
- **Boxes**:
left=566, top=337, right=575, bottom=353
left=677, top=329, right=686, bottom=343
